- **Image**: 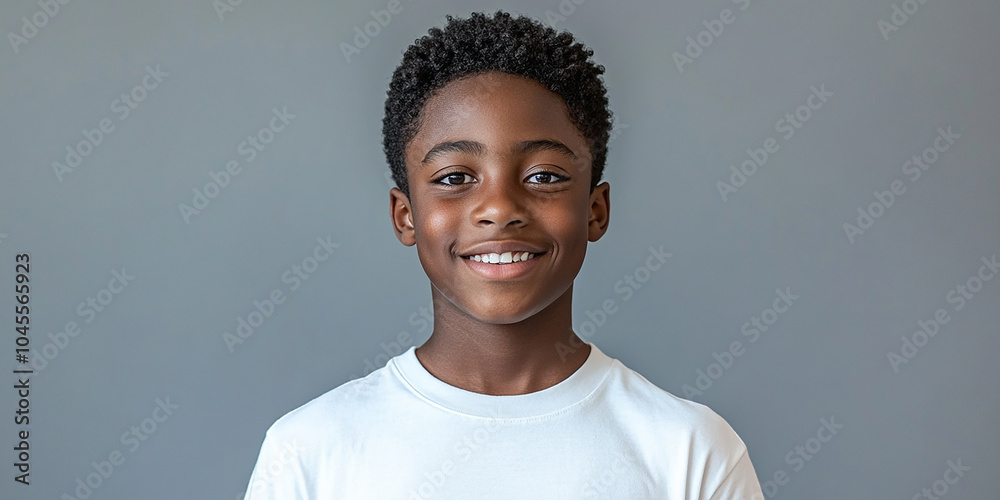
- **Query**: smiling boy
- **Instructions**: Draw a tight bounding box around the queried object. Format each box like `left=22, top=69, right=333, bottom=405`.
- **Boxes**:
left=243, top=11, right=764, bottom=499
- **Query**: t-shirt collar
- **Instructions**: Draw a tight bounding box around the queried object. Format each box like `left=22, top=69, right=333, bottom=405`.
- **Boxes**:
left=390, top=342, right=614, bottom=419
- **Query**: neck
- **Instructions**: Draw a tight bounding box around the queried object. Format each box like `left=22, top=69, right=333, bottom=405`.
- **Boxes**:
left=414, top=285, right=591, bottom=396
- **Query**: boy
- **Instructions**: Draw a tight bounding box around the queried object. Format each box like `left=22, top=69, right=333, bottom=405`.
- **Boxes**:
left=244, top=11, right=764, bottom=499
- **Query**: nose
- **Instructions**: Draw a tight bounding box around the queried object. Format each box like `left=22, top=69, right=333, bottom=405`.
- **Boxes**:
left=471, top=170, right=527, bottom=228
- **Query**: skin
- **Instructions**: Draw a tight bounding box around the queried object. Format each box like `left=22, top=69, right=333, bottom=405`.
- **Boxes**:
left=389, top=71, right=610, bottom=396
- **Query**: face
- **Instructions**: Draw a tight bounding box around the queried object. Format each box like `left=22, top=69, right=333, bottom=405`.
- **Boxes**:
left=389, top=71, right=610, bottom=325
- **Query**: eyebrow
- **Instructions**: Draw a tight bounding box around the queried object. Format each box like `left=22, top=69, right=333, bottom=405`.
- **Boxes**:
left=421, top=140, right=485, bottom=164
left=420, top=139, right=577, bottom=165
left=513, top=139, right=577, bottom=160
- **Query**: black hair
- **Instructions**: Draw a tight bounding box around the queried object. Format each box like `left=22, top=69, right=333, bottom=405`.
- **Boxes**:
left=382, top=10, right=612, bottom=198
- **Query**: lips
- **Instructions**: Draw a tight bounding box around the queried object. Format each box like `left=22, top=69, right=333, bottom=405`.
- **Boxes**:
left=458, top=240, right=547, bottom=279
left=461, top=250, right=543, bottom=279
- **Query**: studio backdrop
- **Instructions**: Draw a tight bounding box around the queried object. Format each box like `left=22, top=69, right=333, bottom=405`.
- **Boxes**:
left=1, top=0, right=998, bottom=499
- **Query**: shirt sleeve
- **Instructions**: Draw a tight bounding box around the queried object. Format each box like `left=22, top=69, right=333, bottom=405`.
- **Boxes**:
left=243, top=429, right=311, bottom=500
left=707, top=449, right=765, bottom=500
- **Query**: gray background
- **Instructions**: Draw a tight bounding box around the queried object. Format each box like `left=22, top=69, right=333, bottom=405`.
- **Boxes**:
left=2, top=0, right=998, bottom=498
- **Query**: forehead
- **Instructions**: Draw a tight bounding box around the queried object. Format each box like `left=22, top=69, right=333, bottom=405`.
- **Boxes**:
left=407, top=72, right=588, bottom=159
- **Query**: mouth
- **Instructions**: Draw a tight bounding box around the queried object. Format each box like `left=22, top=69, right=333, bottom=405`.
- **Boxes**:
left=460, top=251, right=546, bottom=280
left=460, top=251, right=543, bottom=265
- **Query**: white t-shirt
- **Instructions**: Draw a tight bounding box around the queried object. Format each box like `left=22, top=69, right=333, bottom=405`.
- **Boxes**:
left=243, top=343, right=764, bottom=499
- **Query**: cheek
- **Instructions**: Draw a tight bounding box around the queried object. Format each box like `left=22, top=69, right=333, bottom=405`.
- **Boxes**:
left=547, top=199, right=591, bottom=255
left=412, top=199, right=458, bottom=255
left=421, top=207, right=453, bottom=236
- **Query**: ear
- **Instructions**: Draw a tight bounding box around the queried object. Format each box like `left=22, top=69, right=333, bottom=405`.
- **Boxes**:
left=587, top=181, right=610, bottom=242
left=389, top=187, right=416, bottom=246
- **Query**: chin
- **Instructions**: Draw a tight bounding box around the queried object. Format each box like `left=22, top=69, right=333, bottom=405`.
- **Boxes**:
left=463, top=300, right=548, bottom=325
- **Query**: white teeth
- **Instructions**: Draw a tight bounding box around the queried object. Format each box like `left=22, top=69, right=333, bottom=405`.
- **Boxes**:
left=469, top=251, right=536, bottom=264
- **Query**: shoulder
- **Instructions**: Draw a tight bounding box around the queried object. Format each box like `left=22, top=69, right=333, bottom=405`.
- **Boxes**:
left=262, top=366, right=400, bottom=443
left=598, top=356, right=748, bottom=457
left=596, top=355, right=758, bottom=495
left=243, top=369, right=407, bottom=497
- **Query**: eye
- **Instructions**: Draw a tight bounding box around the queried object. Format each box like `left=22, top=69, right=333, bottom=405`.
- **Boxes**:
left=527, top=170, right=568, bottom=184
left=433, top=172, right=476, bottom=186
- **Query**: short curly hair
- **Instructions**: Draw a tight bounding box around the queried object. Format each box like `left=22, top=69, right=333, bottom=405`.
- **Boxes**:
left=382, top=10, right=612, bottom=198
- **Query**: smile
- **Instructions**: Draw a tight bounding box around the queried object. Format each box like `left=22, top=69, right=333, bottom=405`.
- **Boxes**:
left=463, top=251, right=538, bottom=264
left=461, top=251, right=544, bottom=279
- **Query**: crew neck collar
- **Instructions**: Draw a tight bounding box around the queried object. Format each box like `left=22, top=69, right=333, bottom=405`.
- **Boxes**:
left=390, top=342, right=614, bottom=419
